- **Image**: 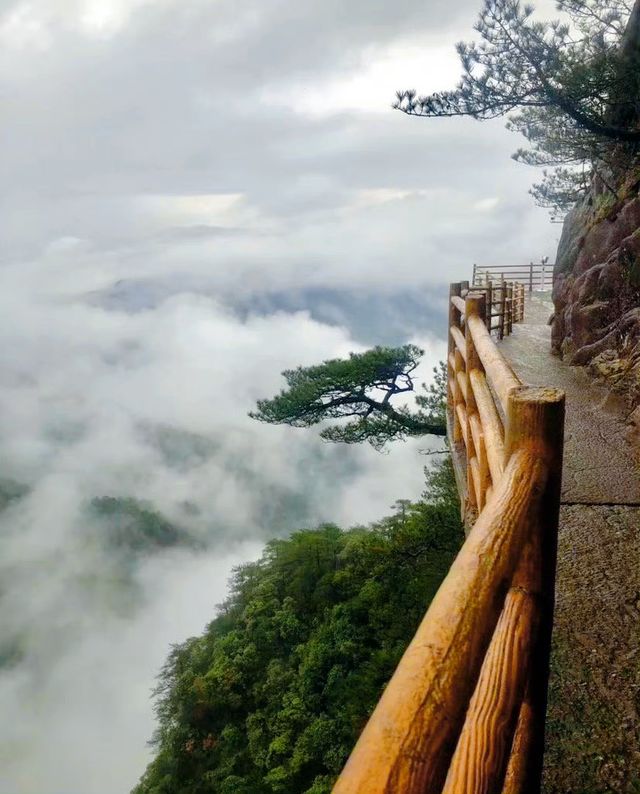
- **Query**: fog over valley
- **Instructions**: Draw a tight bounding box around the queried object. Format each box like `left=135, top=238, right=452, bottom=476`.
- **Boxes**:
left=0, top=0, right=557, bottom=791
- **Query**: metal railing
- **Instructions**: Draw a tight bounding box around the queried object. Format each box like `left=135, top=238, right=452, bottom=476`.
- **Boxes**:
left=333, top=285, right=565, bottom=794
left=473, top=263, right=554, bottom=293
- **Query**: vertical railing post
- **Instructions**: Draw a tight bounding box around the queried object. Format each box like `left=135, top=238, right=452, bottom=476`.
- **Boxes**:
left=506, top=282, right=514, bottom=336
left=529, top=262, right=534, bottom=293
left=499, top=277, right=506, bottom=340
left=448, top=283, right=463, bottom=443
left=464, top=292, right=487, bottom=512
left=472, top=263, right=477, bottom=285
left=501, top=386, right=565, bottom=793
left=333, top=278, right=565, bottom=794
left=486, top=280, right=493, bottom=332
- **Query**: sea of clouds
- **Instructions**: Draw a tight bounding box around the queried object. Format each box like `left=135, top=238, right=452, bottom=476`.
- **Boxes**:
left=0, top=249, right=443, bottom=792
left=0, top=0, right=558, bottom=791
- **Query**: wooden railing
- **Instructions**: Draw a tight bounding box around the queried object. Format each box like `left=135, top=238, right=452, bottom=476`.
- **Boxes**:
left=448, top=282, right=523, bottom=517
left=473, top=262, right=554, bottom=293
left=464, top=277, right=525, bottom=340
left=332, top=285, right=565, bottom=794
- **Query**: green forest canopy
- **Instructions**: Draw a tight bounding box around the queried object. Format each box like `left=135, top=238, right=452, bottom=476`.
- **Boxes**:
left=132, top=459, right=463, bottom=794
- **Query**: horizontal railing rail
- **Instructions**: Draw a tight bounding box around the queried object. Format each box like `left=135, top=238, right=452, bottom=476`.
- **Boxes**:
left=473, top=263, right=553, bottom=293
left=447, top=285, right=531, bottom=517
left=461, top=277, right=525, bottom=341
left=333, top=284, right=565, bottom=794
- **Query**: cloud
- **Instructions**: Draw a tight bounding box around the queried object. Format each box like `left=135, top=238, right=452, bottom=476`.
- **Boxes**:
left=260, top=39, right=461, bottom=116
left=0, top=0, right=564, bottom=791
left=0, top=247, right=445, bottom=792
left=0, top=0, right=557, bottom=265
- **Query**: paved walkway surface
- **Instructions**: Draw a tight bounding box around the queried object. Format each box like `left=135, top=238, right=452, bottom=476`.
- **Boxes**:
left=497, top=293, right=640, bottom=794
left=498, top=292, right=640, bottom=504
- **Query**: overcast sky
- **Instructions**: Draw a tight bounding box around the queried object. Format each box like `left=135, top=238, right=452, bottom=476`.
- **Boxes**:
left=1, top=0, right=560, bottom=295
left=0, top=1, right=561, bottom=793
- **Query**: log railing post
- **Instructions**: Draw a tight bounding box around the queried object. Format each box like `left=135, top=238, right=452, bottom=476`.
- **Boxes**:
left=506, top=283, right=514, bottom=336
left=448, top=282, right=471, bottom=521
left=449, top=283, right=463, bottom=443
left=517, top=283, right=524, bottom=322
left=440, top=386, right=564, bottom=794
left=464, top=293, right=487, bottom=512
left=441, top=585, right=539, bottom=794
left=447, top=282, right=464, bottom=443
left=335, top=277, right=565, bottom=794
left=331, top=449, right=543, bottom=794
left=501, top=386, right=565, bottom=793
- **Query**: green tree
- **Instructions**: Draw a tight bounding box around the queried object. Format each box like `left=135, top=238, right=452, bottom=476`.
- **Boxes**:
left=250, top=346, right=446, bottom=450
left=395, top=0, right=640, bottom=216
left=132, top=460, right=464, bottom=794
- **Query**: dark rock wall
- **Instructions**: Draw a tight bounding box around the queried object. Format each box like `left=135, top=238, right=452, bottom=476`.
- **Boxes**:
left=551, top=185, right=640, bottom=409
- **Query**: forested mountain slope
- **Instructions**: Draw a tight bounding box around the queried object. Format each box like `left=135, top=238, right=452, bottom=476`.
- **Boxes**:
left=133, top=459, right=463, bottom=794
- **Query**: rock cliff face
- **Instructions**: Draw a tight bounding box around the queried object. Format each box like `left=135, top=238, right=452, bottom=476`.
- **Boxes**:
left=551, top=174, right=640, bottom=417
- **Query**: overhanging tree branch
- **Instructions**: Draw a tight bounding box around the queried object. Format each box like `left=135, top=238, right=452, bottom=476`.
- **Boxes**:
left=394, top=0, right=640, bottom=216
left=250, top=347, right=447, bottom=450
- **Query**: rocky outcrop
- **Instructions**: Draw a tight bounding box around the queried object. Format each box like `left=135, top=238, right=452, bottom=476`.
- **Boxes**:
left=551, top=0, right=640, bottom=412
left=551, top=184, right=640, bottom=410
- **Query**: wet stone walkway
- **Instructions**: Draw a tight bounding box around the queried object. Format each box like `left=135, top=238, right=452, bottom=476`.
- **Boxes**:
left=498, top=293, right=640, bottom=505
left=497, top=293, right=640, bottom=794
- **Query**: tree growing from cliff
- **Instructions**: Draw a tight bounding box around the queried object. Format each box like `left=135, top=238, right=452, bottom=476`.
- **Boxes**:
left=250, top=346, right=447, bottom=450
left=395, top=0, right=640, bottom=215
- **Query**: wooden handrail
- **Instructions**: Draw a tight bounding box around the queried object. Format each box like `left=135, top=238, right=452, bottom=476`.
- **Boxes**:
left=332, top=449, right=546, bottom=794
left=441, top=586, right=538, bottom=794
left=451, top=326, right=467, bottom=362
left=457, top=371, right=468, bottom=403
left=457, top=279, right=525, bottom=338
left=469, top=369, right=504, bottom=482
left=467, top=313, right=520, bottom=413
left=473, top=263, right=554, bottom=293
left=333, top=281, right=565, bottom=794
